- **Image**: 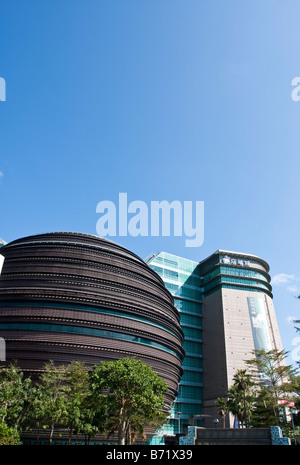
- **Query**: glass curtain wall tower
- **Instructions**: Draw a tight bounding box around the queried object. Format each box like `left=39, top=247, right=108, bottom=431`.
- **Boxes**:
left=146, top=252, right=203, bottom=440
left=146, top=249, right=285, bottom=435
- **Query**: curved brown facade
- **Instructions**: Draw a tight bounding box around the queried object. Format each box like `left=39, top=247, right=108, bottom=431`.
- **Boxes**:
left=0, top=232, right=184, bottom=408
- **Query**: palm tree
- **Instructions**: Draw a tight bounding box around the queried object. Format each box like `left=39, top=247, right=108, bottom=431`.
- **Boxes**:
left=231, top=369, right=255, bottom=427
left=219, top=369, right=256, bottom=428
left=216, top=397, right=229, bottom=428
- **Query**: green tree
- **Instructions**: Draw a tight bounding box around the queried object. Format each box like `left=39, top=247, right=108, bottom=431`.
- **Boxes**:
left=62, top=361, right=95, bottom=445
left=26, top=384, right=48, bottom=444
left=25, top=361, right=102, bottom=445
left=250, top=393, right=278, bottom=427
left=35, top=360, right=68, bottom=444
left=216, top=397, right=229, bottom=428
left=0, top=362, right=32, bottom=431
left=231, top=369, right=256, bottom=427
left=245, top=349, right=298, bottom=426
left=90, top=358, right=168, bottom=445
left=0, top=422, right=22, bottom=445
left=216, top=369, right=256, bottom=428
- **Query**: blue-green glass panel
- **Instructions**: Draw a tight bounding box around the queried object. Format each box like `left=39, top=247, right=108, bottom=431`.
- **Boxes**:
left=0, top=323, right=181, bottom=359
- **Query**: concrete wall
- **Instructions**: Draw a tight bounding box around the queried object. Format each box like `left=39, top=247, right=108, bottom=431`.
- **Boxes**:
left=179, top=426, right=291, bottom=446
left=195, top=427, right=272, bottom=445
left=202, top=288, right=285, bottom=427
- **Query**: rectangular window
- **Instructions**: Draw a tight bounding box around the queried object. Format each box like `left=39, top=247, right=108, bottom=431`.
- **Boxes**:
left=180, top=370, right=203, bottom=384
left=183, top=341, right=202, bottom=355
left=182, top=356, right=203, bottom=369
left=180, top=313, right=202, bottom=327
left=182, top=327, right=202, bottom=340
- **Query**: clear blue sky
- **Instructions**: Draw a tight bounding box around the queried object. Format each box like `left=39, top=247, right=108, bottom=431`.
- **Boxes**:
left=1, top=1, right=300, bottom=366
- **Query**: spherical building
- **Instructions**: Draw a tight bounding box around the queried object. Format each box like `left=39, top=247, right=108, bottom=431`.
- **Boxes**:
left=0, top=232, right=184, bottom=409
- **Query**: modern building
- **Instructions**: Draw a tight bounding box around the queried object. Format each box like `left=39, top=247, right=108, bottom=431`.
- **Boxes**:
left=0, top=233, right=285, bottom=442
left=199, top=249, right=284, bottom=427
left=0, top=232, right=185, bottom=414
left=146, top=248, right=284, bottom=437
left=145, top=252, right=203, bottom=440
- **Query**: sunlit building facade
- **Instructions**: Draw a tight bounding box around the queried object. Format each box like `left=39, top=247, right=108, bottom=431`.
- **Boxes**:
left=199, top=249, right=284, bottom=427
left=147, top=249, right=284, bottom=439
left=0, top=233, right=285, bottom=443
left=0, top=233, right=184, bottom=415
left=146, top=252, right=203, bottom=440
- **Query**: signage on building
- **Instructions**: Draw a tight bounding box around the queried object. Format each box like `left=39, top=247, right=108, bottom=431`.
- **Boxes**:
left=247, top=297, right=272, bottom=353
left=278, top=400, right=295, bottom=407
left=221, top=255, right=251, bottom=267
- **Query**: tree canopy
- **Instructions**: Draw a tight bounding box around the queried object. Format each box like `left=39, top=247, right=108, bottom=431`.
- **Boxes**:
left=0, top=358, right=168, bottom=445
left=89, top=358, right=168, bottom=445
left=216, top=349, right=300, bottom=438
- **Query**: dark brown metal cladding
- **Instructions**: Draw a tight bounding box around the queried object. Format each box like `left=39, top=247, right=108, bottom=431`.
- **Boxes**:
left=0, top=232, right=184, bottom=409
